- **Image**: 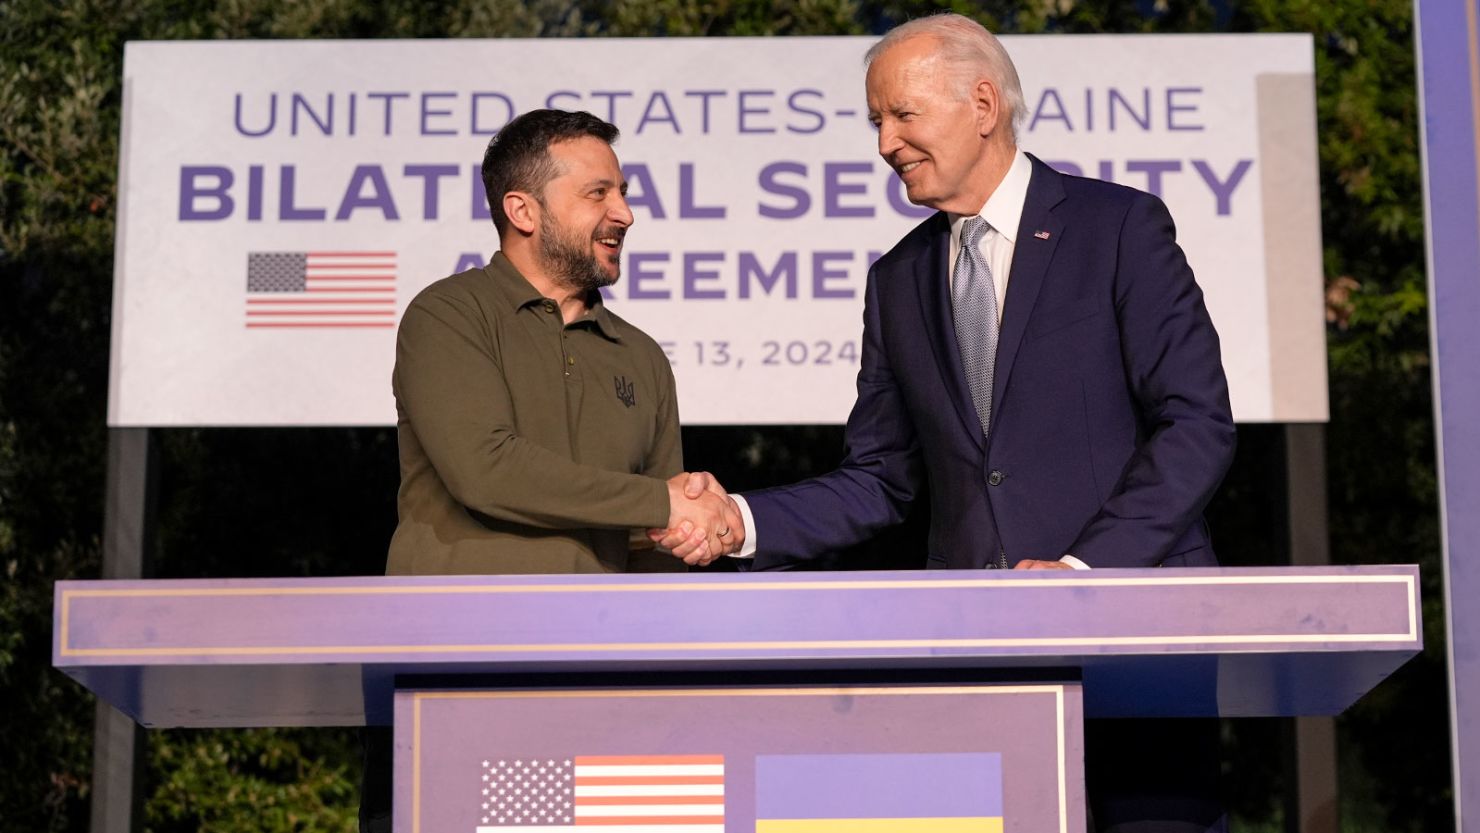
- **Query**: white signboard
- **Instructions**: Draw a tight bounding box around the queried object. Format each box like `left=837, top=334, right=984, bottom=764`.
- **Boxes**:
left=108, top=35, right=1325, bottom=426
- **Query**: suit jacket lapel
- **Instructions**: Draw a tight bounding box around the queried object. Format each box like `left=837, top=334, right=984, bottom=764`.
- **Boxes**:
left=992, top=155, right=1066, bottom=427
left=913, top=212, right=986, bottom=450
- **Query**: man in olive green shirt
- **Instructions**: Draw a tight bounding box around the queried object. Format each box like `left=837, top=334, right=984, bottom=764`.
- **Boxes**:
left=387, top=109, right=739, bottom=577
left=389, top=248, right=695, bottom=575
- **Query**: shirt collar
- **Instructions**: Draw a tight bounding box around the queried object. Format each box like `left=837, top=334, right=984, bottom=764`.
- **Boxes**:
left=485, top=251, right=622, bottom=341
left=585, top=298, right=623, bottom=341
left=949, top=149, right=1032, bottom=245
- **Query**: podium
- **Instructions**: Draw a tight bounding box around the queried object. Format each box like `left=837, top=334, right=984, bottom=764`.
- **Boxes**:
left=54, top=566, right=1420, bottom=832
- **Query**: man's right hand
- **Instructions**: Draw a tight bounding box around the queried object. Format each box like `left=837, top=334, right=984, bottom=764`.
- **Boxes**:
left=653, top=472, right=745, bottom=566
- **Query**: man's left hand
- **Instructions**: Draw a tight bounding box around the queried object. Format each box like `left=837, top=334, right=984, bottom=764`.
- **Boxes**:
left=1012, top=559, right=1074, bottom=570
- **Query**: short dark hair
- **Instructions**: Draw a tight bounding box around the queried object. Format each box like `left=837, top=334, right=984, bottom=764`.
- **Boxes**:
left=481, top=109, right=621, bottom=236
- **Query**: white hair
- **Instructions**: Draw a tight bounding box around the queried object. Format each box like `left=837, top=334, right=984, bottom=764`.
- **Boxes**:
left=864, top=13, right=1026, bottom=141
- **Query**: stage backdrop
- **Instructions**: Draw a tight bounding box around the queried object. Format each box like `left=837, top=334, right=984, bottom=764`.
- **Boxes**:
left=107, top=35, right=1324, bottom=426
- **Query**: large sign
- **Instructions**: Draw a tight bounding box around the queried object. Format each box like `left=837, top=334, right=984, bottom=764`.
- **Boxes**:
left=107, top=36, right=1324, bottom=426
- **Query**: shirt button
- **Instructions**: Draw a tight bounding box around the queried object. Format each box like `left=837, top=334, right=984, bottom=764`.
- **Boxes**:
left=567, top=356, right=575, bottom=366
left=987, top=470, right=1005, bottom=486
left=542, top=301, right=556, bottom=313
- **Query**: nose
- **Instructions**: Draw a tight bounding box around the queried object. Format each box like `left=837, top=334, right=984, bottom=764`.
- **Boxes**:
left=876, top=120, right=902, bottom=159
left=609, top=192, right=634, bottom=227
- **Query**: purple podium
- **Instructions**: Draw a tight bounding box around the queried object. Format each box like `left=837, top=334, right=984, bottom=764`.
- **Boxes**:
left=54, top=567, right=1420, bottom=833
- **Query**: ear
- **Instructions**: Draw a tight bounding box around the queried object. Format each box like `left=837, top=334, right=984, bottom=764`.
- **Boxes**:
left=972, top=78, right=1001, bottom=138
left=503, top=191, right=539, bottom=236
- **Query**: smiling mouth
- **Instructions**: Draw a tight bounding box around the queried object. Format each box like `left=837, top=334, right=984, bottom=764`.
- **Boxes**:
left=594, top=229, right=625, bottom=254
left=897, top=161, right=923, bottom=175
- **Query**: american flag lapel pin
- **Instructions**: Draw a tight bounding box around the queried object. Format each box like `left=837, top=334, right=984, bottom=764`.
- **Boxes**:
left=1034, top=230, right=1051, bottom=240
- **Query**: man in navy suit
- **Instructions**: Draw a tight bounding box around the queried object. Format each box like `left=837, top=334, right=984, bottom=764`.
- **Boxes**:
left=704, top=14, right=1233, bottom=571
left=659, top=12, right=1235, bottom=832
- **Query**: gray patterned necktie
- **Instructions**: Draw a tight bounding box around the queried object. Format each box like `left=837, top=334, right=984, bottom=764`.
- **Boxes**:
left=951, top=215, right=999, bottom=438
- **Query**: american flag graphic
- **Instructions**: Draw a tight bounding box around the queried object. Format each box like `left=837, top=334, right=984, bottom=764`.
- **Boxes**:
left=245, top=251, right=397, bottom=328
left=475, top=755, right=724, bottom=832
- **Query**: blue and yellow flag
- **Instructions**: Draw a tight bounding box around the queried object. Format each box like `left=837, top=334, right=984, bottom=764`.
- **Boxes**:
left=755, top=753, right=1003, bottom=833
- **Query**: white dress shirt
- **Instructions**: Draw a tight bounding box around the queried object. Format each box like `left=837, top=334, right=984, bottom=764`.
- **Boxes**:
left=947, top=148, right=1032, bottom=320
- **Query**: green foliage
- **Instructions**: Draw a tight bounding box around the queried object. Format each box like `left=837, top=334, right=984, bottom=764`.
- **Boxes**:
left=863, top=0, right=1216, bottom=34
left=0, top=8, right=116, bottom=259
left=0, top=0, right=1447, bottom=831
left=145, top=729, right=360, bottom=833
left=0, top=536, right=98, bottom=833
left=600, top=0, right=864, bottom=36
left=1, top=2, right=123, bottom=828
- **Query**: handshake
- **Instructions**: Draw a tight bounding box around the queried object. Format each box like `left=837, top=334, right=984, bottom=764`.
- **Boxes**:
left=648, top=472, right=745, bottom=566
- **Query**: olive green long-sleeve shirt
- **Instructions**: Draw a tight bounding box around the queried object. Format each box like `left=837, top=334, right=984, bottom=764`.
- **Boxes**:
left=387, top=253, right=682, bottom=576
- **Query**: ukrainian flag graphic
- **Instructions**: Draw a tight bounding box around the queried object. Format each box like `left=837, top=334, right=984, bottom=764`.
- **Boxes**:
left=754, top=753, right=1003, bottom=833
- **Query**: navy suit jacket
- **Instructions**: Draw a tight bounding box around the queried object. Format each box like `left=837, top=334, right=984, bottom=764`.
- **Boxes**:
left=746, top=155, right=1236, bottom=570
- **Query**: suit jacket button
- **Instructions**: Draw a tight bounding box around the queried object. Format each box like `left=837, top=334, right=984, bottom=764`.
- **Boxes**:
left=988, top=470, right=1005, bottom=486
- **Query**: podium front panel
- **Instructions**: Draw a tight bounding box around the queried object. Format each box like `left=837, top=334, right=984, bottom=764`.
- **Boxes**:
left=393, top=683, right=1085, bottom=833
